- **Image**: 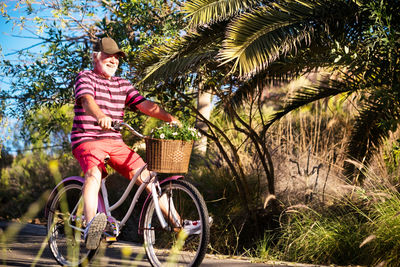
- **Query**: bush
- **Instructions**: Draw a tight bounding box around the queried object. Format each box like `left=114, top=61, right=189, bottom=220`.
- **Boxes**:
left=360, top=189, right=400, bottom=265
left=0, top=151, right=81, bottom=220
left=263, top=205, right=369, bottom=265
left=253, top=174, right=400, bottom=266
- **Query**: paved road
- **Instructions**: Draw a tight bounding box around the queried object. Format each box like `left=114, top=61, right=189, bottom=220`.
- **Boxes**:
left=0, top=222, right=324, bottom=267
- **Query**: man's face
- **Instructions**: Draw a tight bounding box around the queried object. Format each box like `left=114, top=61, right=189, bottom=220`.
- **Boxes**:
left=94, top=52, right=119, bottom=79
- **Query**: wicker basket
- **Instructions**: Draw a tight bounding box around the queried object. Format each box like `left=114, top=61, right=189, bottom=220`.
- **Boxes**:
left=145, top=137, right=194, bottom=173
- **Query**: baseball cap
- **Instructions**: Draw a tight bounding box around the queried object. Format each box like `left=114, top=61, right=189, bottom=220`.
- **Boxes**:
left=94, top=37, right=127, bottom=57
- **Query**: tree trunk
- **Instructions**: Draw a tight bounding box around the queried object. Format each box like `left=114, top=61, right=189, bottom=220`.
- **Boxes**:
left=195, top=87, right=212, bottom=155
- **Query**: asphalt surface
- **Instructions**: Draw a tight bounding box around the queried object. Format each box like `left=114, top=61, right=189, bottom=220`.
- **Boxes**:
left=0, top=221, right=326, bottom=267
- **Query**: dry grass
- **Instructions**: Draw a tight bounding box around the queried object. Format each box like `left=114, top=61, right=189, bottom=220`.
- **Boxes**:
left=266, top=93, right=357, bottom=209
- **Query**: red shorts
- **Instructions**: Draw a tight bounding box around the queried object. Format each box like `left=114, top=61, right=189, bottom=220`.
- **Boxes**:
left=72, top=139, right=146, bottom=179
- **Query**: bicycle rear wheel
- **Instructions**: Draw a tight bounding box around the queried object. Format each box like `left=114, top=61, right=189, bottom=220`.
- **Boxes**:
left=142, top=179, right=210, bottom=267
left=46, top=180, right=96, bottom=266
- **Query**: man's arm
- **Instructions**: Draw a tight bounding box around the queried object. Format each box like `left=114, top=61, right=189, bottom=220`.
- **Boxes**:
left=136, top=100, right=179, bottom=124
left=80, top=94, right=113, bottom=129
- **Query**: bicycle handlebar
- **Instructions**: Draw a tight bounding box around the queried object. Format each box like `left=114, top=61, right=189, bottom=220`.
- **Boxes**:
left=112, top=121, right=145, bottom=139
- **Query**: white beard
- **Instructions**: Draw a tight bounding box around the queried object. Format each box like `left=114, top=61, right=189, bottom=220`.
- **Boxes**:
left=98, top=63, right=117, bottom=78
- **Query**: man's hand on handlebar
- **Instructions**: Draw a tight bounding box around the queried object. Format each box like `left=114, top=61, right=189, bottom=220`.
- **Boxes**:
left=98, top=116, right=113, bottom=130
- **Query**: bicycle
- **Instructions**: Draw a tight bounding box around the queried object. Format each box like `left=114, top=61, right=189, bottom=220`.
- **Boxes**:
left=45, top=122, right=210, bottom=267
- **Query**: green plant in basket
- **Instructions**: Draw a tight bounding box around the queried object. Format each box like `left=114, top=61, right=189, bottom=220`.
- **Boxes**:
left=150, top=123, right=201, bottom=141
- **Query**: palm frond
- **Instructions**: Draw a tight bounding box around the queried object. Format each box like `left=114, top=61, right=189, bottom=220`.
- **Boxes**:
left=220, top=0, right=359, bottom=76
left=344, top=101, right=396, bottom=181
left=220, top=4, right=315, bottom=76
left=142, top=52, right=218, bottom=85
left=266, top=79, right=355, bottom=127
left=228, top=74, right=290, bottom=111
left=183, top=0, right=260, bottom=28
left=140, top=22, right=227, bottom=84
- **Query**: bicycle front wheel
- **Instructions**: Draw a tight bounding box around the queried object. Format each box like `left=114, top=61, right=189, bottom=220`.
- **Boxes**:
left=46, top=180, right=96, bottom=266
left=143, top=179, right=210, bottom=267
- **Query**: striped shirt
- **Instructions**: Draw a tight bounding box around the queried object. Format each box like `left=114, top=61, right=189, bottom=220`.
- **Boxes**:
left=70, top=70, right=145, bottom=150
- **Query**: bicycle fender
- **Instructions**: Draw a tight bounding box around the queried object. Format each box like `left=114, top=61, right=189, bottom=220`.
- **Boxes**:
left=44, top=176, right=106, bottom=218
left=138, top=175, right=183, bottom=235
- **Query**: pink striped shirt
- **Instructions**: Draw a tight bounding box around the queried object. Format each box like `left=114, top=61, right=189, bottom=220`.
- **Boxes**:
left=70, top=70, right=145, bottom=150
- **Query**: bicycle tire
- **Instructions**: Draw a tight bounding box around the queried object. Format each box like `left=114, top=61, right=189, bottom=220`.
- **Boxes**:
left=142, top=179, right=210, bottom=267
left=46, top=180, right=97, bottom=266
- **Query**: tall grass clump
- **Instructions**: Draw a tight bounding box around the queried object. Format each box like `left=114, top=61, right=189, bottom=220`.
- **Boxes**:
left=253, top=157, right=400, bottom=266
left=353, top=162, right=400, bottom=266
left=255, top=204, right=369, bottom=265
left=363, top=192, right=400, bottom=265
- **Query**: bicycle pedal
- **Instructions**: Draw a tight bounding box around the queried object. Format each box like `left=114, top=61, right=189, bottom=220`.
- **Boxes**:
left=106, top=236, right=117, bottom=242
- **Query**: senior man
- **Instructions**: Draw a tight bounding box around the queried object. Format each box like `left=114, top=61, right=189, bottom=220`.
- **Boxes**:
left=71, top=37, right=201, bottom=249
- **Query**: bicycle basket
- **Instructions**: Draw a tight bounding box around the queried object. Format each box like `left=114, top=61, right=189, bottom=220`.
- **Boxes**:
left=145, top=137, right=194, bottom=173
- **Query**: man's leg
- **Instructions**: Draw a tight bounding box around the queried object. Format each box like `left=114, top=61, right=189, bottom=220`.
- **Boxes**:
left=131, top=168, right=212, bottom=234
left=82, top=165, right=107, bottom=250
left=82, top=166, right=103, bottom=223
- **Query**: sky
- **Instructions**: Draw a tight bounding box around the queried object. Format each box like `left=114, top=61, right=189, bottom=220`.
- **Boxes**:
left=0, top=5, right=43, bottom=59
left=0, top=1, right=46, bottom=93
left=0, top=4, right=42, bottom=153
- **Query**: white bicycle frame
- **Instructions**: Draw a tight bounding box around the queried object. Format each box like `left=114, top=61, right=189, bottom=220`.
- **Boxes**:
left=100, top=164, right=169, bottom=232
left=64, top=164, right=173, bottom=239
left=55, top=122, right=180, bottom=237
left=99, top=122, right=172, bottom=233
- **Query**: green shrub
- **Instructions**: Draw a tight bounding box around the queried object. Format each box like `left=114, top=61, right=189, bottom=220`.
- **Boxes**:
left=256, top=204, right=369, bottom=265
left=253, top=180, right=400, bottom=266
left=360, top=189, right=400, bottom=266
left=0, top=151, right=80, bottom=220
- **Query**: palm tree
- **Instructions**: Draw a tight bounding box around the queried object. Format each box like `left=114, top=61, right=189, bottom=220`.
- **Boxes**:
left=140, top=0, right=400, bottom=183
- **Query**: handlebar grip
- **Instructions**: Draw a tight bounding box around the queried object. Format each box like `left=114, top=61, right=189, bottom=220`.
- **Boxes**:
left=94, top=121, right=122, bottom=132
left=95, top=121, right=144, bottom=138
left=111, top=121, right=123, bottom=131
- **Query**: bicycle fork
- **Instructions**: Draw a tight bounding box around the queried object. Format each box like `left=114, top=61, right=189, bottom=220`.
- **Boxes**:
left=151, top=181, right=182, bottom=231
left=151, top=182, right=169, bottom=229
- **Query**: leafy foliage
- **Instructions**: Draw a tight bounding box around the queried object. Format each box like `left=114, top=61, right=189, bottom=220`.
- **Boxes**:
left=0, top=0, right=187, bottom=149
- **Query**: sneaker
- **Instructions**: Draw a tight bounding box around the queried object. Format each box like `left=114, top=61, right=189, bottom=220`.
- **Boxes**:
left=182, top=217, right=213, bottom=235
left=84, top=213, right=107, bottom=250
